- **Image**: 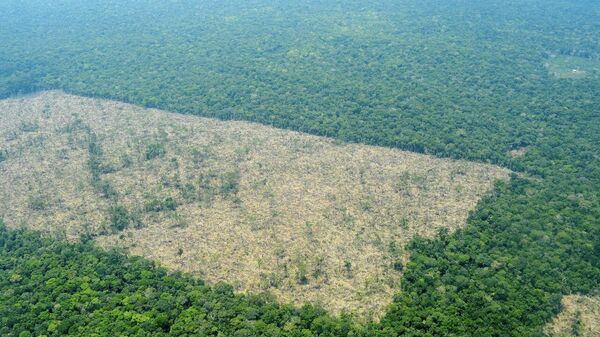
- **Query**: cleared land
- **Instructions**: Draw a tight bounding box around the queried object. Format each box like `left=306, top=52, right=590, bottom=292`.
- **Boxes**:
left=545, top=55, right=600, bottom=80
left=545, top=294, right=600, bottom=337
left=0, top=91, right=510, bottom=318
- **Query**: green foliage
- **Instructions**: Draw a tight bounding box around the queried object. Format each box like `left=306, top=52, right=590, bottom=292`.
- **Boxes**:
left=162, top=197, right=177, bottom=211
left=0, top=224, right=360, bottom=337
left=219, top=170, right=240, bottom=199
left=18, top=121, right=39, bottom=133
left=145, top=143, right=166, bottom=161
left=2, top=0, right=598, bottom=167
left=120, top=153, right=132, bottom=168
left=191, top=146, right=213, bottom=165
left=189, top=170, right=242, bottom=205
left=27, top=196, right=49, bottom=211
left=572, top=311, right=583, bottom=336
left=108, top=205, right=130, bottom=232
left=297, top=262, right=309, bottom=285
left=178, top=182, right=197, bottom=202
left=376, top=176, right=600, bottom=336
left=312, top=256, right=326, bottom=280
left=0, top=0, right=600, bottom=335
left=344, top=261, right=352, bottom=274
left=94, top=180, right=117, bottom=200
left=86, top=131, right=118, bottom=200
left=87, top=135, right=102, bottom=157
left=144, top=197, right=177, bottom=212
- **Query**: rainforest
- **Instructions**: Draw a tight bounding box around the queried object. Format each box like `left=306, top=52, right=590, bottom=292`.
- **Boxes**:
left=0, top=1, right=599, bottom=336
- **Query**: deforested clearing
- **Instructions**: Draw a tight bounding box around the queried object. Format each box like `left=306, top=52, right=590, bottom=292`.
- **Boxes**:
left=0, top=91, right=510, bottom=318
left=545, top=295, right=600, bottom=337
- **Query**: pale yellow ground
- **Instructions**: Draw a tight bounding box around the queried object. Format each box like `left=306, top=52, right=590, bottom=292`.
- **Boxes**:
left=545, top=295, right=600, bottom=337
left=0, top=91, right=510, bottom=318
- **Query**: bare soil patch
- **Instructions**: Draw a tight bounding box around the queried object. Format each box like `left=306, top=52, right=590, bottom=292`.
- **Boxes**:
left=0, top=91, right=510, bottom=318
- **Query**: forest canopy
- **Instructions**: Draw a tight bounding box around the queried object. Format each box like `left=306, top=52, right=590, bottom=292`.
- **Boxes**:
left=0, top=0, right=599, bottom=336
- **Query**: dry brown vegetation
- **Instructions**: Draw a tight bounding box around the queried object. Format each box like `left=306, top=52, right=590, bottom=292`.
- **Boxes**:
left=545, top=295, right=600, bottom=337
left=0, top=91, right=510, bottom=318
left=508, top=147, right=528, bottom=158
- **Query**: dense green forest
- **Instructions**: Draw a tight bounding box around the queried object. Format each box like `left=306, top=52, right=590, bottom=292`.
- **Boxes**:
left=1, top=0, right=599, bottom=336
left=0, top=223, right=360, bottom=337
